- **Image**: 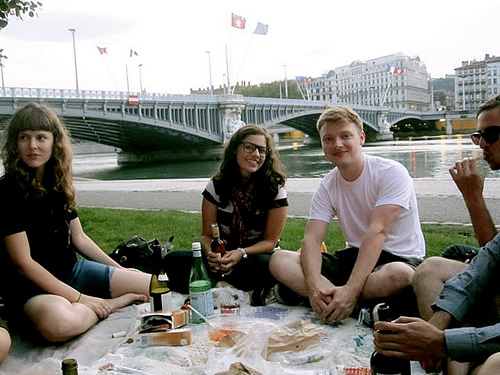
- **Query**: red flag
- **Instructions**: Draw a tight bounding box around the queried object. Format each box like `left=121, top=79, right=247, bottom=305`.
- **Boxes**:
left=231, top=13, right=246, bottom=29
left=97, top=46, right=107, bottom=55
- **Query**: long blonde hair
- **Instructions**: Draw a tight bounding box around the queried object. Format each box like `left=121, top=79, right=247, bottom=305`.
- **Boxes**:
left=2, top=102, right=76, bottom=210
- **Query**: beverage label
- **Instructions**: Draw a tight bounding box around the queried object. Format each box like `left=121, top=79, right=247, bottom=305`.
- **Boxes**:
left=150, top=289, right=173, bottom=312
left=189, top=289, right=214, bottom=322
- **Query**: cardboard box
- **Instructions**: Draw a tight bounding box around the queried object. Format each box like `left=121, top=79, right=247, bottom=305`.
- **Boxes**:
left=134, top=327, right=193, bottom=346
left=139, top=310, right=190, bottom=331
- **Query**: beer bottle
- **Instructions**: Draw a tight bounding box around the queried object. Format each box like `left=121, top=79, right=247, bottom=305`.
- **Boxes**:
left=370, top=303, right=411, bottom=375
left=189, top=241, right=214, bottom=323
left=61, top=358, right=78, bottom=375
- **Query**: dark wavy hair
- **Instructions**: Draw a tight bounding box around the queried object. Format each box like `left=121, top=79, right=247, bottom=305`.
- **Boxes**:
left=477, top=94, right=500, bottom=117
left=213, top=125, right=286, bottom=206
left=2, top=102, right=76, bottom=210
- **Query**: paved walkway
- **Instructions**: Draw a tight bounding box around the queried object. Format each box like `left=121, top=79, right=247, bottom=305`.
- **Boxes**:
left=74, top=177, right=500, bottom=225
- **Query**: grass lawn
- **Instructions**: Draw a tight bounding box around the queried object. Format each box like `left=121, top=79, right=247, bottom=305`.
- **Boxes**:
left=79, top=208, right=479, bottom=257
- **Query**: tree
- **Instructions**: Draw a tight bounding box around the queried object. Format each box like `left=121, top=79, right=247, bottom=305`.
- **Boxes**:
left=0, top=0, right=42, bottom=29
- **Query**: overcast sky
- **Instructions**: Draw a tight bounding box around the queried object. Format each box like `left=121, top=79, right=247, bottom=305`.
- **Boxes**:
left=1, top=0, right=498, bottom=95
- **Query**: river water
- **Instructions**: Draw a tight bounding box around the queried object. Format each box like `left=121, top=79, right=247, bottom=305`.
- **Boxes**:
left=72, top=135, right=500, bottom=180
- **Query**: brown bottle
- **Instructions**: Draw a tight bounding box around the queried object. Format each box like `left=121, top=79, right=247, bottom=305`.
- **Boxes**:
left=61, top=358, right=78, bottom=375
left=210, top=223, right=226, bottom=256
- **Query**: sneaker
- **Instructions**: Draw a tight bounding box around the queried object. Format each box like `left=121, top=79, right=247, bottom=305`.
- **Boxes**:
left=273, top=283, right=307, bottom=306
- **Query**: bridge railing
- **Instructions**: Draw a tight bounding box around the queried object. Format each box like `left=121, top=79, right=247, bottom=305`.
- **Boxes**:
left=0, top=87, right=224, bottom=103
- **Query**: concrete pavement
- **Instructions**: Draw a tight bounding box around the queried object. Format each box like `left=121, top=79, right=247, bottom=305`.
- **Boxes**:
left=74, top=177, right=500, bottom=225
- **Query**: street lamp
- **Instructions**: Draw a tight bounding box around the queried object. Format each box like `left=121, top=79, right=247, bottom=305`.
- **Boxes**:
left=138, top=64, right=143, bottom=93
left=282, top=64, right=288, bottom=98
left=205, top=51, right=213, bottom=95
left=68, top=28, right=79, bottom=92
left=223, top=73, right=226, bottom=95
left=0, top=48, right=6, bottom=90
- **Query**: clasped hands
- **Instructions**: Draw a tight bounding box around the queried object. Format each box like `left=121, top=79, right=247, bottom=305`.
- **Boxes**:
left=206, top=249, right=242, bottom=274
left=309, top=284, right=358, bottom=324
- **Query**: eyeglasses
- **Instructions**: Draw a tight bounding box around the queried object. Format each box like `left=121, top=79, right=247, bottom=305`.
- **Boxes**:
left=241, top=141, right=268, bottom=155
left=470, top=126, right=500, bottom=145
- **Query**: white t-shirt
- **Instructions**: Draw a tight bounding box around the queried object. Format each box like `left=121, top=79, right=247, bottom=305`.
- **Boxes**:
left=310, top=154, right=425, bottom=259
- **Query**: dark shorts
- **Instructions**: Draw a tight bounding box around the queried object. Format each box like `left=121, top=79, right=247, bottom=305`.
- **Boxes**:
left=64, top=259, right=115, bottom=299
left=321, top=248, right=422, bottom=286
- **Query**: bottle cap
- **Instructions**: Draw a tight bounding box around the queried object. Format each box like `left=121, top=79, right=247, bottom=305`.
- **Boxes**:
left=192, top=242, right=201, bottom=250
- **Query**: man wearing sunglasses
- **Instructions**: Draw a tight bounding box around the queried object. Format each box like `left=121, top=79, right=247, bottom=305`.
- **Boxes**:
left=374, top=95, right=500, bottom=375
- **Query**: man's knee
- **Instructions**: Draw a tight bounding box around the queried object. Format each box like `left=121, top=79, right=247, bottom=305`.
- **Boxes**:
left=269, top=250, right=297, bottom=276
left=379, top=261, right=414, bottom=289
left=414, top=256, right=464, bottom=285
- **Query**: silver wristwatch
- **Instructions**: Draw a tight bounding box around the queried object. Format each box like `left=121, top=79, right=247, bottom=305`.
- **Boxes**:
left=238, top=247, right=248, bottom=259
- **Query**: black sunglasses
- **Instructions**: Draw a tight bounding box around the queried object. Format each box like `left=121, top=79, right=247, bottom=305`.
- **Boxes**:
left=470, top=126, right=500, bottom=145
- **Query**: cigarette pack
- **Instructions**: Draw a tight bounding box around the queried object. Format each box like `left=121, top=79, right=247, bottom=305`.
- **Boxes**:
left=139, top=309, right=190, bottom=331
left=134, top=327, right=193, bottom=346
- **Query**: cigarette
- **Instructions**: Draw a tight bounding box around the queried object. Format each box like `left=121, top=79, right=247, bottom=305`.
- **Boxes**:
left=111, top=330, right=127, bottom=338
left=468, top=155, right=484, bottom=162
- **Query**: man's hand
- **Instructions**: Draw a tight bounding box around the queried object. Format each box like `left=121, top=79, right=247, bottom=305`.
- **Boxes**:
left=449, top=157, right=484, bottom=199
left=309, top=285, right=357, bottom=323
left=374, top=316, right=448, bottom=373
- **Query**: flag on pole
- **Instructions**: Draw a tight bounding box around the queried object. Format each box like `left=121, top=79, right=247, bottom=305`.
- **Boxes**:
left=130, top=49, right=139, bottom=57
left=388, top=65, right=404, bottom=74
left=295, top=76, right=306, bottom=83
left=97, top=46, right=107, bottom=55
left=231, top=13, right=246, bottom=29
left=254, top=22, right=269, bottom=35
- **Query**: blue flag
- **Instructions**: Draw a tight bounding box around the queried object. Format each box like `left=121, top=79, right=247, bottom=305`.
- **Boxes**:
left=254, top=23, right=269, bottom=35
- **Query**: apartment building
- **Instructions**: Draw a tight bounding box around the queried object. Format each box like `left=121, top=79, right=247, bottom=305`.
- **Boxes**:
left=300, top=53, right=431, bottom=110
left=455, top=54, right=500, bottom=111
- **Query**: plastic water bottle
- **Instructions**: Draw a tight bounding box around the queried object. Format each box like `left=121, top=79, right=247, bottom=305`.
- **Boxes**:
left=189, top=242, right=214, bottom=323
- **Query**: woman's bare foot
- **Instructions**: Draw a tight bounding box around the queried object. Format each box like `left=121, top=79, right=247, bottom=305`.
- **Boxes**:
left=108, top=293, right=148, bottom=312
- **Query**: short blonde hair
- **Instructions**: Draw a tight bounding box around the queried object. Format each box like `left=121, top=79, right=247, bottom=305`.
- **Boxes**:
left=316, top=106, right=363, bottom=132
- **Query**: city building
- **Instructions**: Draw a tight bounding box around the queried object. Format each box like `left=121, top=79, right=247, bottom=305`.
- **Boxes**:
left=454, top=54, right=500, bottom=111
left=299, top=53, right=431, bottom=110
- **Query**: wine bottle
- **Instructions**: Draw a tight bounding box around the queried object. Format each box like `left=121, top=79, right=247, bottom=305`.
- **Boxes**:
left=149, top=246, right=172, bottom=312
left=210, top=223, right=226, bottom=256
left=189, top=241, right=214, bottom=323
left=370, top=303, right=411, bottom=375
left=61, top=358, right=79, bottom=375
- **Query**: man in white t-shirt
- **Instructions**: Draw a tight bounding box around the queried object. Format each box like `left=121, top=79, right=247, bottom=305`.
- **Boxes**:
left=270, top=106, right=425, bottom=323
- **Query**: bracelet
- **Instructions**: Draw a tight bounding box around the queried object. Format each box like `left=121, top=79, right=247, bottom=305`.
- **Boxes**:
left=75, top=292, right=82, bottom=303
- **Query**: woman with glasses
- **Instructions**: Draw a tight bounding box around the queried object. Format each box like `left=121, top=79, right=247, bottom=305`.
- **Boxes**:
left=200, top=125, right=288, bottom=305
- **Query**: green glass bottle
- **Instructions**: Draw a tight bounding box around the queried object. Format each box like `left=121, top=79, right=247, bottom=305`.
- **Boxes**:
left=61, top=358, right=78, bottom=375
left=189, top=241, right=213, bottom=323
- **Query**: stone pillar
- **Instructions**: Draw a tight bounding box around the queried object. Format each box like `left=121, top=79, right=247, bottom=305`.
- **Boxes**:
left=219, top=95, right=246, bottom=142
left=446, top=118, right=453, bottom=135
left=375, top=110, right=393, bottom=141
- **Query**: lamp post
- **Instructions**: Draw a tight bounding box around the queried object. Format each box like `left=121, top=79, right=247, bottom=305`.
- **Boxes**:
left=138, top=64, right=143, bottom=93
left=0, top=49, right=6, bottom=90
left=68, top=28, right=79, bottom=92
left=223, top=73, right=226, bottom=95
left=205, top=51, right=213, bottom=95
left=283, top=64, right=288, bottom=98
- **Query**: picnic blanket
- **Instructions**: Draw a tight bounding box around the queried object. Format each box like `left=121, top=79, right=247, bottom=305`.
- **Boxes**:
left=0, top=287, right=426, bottom=375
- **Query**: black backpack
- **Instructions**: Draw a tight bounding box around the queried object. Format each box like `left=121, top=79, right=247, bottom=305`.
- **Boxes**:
left=109, top=235, right=162, bottom=274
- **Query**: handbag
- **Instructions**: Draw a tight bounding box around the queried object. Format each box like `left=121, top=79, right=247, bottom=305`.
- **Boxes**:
left=109, top=235, right=162, bottom=274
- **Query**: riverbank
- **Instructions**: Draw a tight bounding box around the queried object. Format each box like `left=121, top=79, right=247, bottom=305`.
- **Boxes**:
left=74, top=177, right=500, bottom=225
